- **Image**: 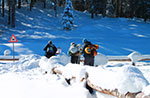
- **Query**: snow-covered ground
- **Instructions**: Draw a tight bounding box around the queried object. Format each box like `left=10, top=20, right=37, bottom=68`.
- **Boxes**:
left=0, top=54, right=150, bottom=98
left=0, top=3, right=150, bottom=56
left=0, top=3, right=150, bottom=98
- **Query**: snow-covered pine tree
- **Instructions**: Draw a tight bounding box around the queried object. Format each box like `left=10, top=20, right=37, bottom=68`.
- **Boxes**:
left=62, top=0, right=74, bottom=30
left=106, top=0, right=115, bottom=17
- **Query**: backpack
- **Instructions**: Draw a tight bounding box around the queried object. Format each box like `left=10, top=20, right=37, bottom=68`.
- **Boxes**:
left=70, top=47, right=78, bottom=54
left=84, top=44, right=99, bottom=56
left=47, top=46, right=54, bottom=54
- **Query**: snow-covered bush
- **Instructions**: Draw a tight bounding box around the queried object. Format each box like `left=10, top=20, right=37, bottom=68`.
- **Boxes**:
left=4, top=49, right=11, bottom=56
left=62, top=0, right=74, bottom=30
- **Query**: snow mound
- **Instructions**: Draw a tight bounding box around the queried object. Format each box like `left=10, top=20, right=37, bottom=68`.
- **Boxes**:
left=0, top=54, right=40, bottom=73
left=4, top=49, right=11, bottom=56
left=87, top=65, right=149, bottom=94
left=143, top=85, right=150, bottom=96
left=17, top=54, right=40, bottom=70
left=95, top=53, right=108, bottom=66
left=0, top=73, right=92, bottom=98
left=128, top=52, right=143, bottom=63
left=39, top=53, right=69, bottom=73
left=61, top=63, right=87, bottom=81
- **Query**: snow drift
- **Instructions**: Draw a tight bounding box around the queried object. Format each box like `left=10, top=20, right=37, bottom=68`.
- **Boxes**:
left=87, top=65, right=149, bottom=94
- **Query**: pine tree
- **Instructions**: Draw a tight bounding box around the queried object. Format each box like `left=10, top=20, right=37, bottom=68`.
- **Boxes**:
left=62, top=0, right=74, bottom=30
left=106, top=0, right=115, bottom=17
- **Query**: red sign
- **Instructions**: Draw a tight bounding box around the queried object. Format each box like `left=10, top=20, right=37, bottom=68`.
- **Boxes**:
left=9, top=34, right=18, bottom=42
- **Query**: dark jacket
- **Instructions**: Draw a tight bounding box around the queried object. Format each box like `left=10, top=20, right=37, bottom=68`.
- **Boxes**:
left=44, top=43, right=57, bottom=58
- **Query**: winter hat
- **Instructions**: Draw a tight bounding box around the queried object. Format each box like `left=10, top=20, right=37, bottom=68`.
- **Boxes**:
left=48, top=40, right=52, bottom=44
left=71, top=42, right=75, bottom=46
left=82, top=38, right=87, bottom=43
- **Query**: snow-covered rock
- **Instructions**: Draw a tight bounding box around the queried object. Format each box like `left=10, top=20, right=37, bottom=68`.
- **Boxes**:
left=4, top=49, right=11, bottom=56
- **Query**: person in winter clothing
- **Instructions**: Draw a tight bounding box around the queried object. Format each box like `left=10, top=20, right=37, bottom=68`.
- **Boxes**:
left=44, top=41, right=57, bottom=58
left=68, top=42, right=80, bottom=64
left=82, top=39, right=98, bottom=66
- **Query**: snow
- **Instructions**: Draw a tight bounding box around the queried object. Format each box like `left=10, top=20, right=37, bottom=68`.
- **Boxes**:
left=1, top=5, right=150, bottom=56
left=128, top=51, right=143, bottom=63
left=0, top=54, right=150, bottom=98
left=39, top=53, right=69, bottom=73
left=143, top=85, right=150, bottom=96
left=0, top=2, right=150, bottom=98
left=0, top=73, right=92, bottom=98
left=87, top=65, right=149, bottom=94
left=4, top=49, right=11, bottom=56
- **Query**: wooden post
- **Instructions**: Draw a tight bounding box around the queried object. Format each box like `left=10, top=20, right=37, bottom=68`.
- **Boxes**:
left=13, top=42, right=15, bottom=62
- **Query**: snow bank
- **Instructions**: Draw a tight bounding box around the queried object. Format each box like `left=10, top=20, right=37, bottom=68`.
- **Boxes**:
left=143, top=85, right=150, bottom=96
left=39, top=53, right=69, bottom=73
left=96, top=92, right=117, bottom=98
left=17, top=54, right=40, bottom=70
left=0, top=54, right=40, bottom=73
left=87, top=65, right=149, bottom=94
left=0, top=73, right=92, bottom=98
left=61, top=63, right=87, bottom=81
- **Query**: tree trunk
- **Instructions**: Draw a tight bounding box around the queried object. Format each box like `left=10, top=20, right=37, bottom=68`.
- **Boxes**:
left=0, top=2, right=1, bottom=14
left=25, top=0, right=28, bottom=4
left=18, top=0, right=21, bottom=8
left=91, top=13, right=94, bottom=18
left=43, top=0, right=46, bottom=8
left=8, top=1, right=11, bottom=25
left=2, top=0, right=4, bottom=17
left=30, top=0, right=34, bottom=11
left=54, top=0, right=57, bottom=17
left=115, top=0, right=119, bottom=17
left=12, top=0, right=16, bottom=28
left=142, top=0, right=147, bottom=22
left=119, top=0, right=122, bottom=17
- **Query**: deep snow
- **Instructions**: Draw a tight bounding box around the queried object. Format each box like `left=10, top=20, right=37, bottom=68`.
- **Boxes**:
left=0, top=54, right=150, bottom=98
